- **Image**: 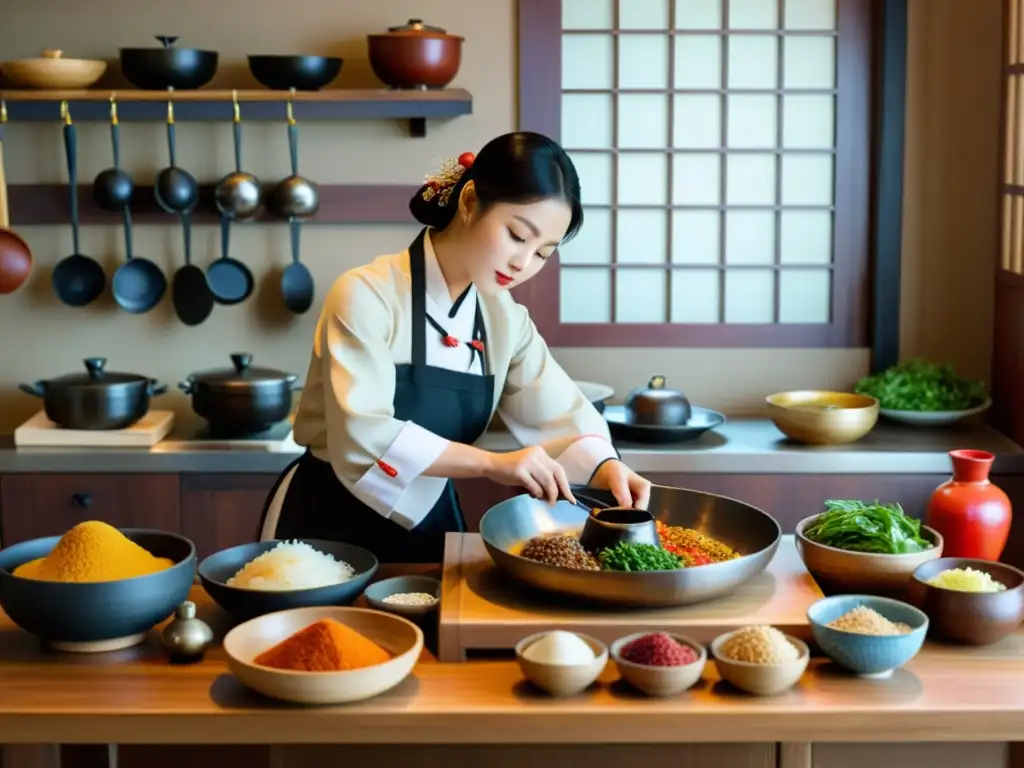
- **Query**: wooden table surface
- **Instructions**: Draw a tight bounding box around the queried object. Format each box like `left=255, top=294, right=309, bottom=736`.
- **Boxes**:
left=3, top=585, right=1024, bottom=745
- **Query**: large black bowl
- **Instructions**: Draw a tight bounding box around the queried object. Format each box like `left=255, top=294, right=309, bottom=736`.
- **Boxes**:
left=247, top=55, right=343, bottom=91
left=198, top=539, right=378, bottom=622
left=119, top=38, right=219, bottom=90
left=0, top=529, right=196, bottom=651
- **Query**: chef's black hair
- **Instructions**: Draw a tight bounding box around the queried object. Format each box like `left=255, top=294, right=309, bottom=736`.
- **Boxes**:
left=409, top=131, right=584, bottom=242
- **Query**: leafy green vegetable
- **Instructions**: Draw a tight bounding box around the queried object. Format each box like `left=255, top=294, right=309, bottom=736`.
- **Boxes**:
left=599, top=542, right=682, bottom=572
left=803, top=500, right=933, bottom=554
left=854, top=359, right=987, bottom=412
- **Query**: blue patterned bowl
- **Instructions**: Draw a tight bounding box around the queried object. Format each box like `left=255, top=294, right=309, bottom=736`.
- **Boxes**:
left=807, top=594, right=928, bottom=678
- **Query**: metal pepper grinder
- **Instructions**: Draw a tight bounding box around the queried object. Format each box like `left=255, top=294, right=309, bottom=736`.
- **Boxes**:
left=160, top=601, right=214, bottom=664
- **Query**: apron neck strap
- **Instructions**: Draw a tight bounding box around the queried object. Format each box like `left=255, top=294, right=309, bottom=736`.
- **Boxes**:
left=409, top=228, right=429, bottom=367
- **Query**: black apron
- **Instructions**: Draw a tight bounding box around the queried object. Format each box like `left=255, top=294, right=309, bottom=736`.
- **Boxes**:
left=259, top=229, right=495, bottom=563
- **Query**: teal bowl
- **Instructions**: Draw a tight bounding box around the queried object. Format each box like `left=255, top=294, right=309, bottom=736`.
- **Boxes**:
left=807, top=594, right=929, bottom=678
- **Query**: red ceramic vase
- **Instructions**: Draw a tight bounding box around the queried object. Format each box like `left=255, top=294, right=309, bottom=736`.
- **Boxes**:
left=925, top=449, right=1012, bottom=561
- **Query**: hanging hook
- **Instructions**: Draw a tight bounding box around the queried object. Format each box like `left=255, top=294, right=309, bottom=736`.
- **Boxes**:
left=109, top=93, right=118, bottom=125
left=287, top=87, right=295, bottom=125
left=1, top=99, right=7, bottom=125
left=232, top=88, right=240, bottom=123
left=60, top=100, right=71, bottom=125
left=167, top=98, right=175, bottom=125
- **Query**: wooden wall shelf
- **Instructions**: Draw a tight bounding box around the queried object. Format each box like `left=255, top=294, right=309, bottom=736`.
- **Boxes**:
left=8, top=183, right=420, bottom=225
left=0, top=88, right=473, bottom=137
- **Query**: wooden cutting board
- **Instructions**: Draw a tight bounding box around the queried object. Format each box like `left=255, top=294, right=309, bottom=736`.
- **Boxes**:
left=13, top=410, right=175, bottom=448
left=437, top=533, right=822, bottom=662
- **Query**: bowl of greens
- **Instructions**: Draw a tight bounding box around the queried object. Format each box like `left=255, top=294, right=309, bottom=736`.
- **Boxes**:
left=795, top=500, right=943, bottom=598
left=854, top=360, right=990, bottom=427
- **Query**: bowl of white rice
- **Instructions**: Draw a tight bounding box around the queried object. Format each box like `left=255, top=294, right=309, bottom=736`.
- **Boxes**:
left=198, top=539, right=378, bottom=621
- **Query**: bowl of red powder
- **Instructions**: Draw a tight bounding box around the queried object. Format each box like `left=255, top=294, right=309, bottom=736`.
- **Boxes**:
left=610, top=632, right=706, bottom=697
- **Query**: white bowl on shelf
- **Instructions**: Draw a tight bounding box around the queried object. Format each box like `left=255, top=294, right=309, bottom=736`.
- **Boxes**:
left=879, top=398, right=991, bottom=427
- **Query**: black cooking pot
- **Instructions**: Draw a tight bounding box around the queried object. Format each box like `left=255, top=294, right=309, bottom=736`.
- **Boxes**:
left=18, top=357, right=167, bottom=431
left=624, top=375, right=692, bottom=427
left=119, top=36, right=218, bottom=90
left=179, top=352, right=299, bottom=435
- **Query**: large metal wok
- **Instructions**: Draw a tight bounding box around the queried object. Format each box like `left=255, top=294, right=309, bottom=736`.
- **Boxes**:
left=479, top=485, right=781, bottom=607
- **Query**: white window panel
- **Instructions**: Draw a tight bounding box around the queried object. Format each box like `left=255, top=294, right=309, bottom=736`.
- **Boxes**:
left=571, top=152, right=615, bottom=206
left=725, top=211, right=776, bottom=264
left=783, top=36, right=835, bottom=89
left=673, top=94, right=721, bottom=148
left=561, top=268, right=611, bottom=322
left=562, top=94, right=614, bottom=149
left=729, top=0, right=778, bottom=29
left=563, top=0, right=614, bottom=29
left=782, top=94, right=835, bottom=148
left=727, top=94, right=778, bottom=148
left=619, top=94, right=669, bottom=148
left=559, top=208, right=613, bottom=264
left=784, top=0, right=837, bottom=30
left=616, top=269, right=667, bottom=322
left=726, top=154, right=776, bottom=205
left=781, top=154, right=833, bottom=205
left=562, top=35, right=614, bottom=89
left=674, top=35, right=722, bottom=89
left=672, top=154, right=721, bottom=205
left=780, top=210, right=832, bottom=264
left=671, top=269, right=720, bottom=322
left=779, top=269, right=831, bottom=322
left=619, top=153, right=669, bottom=204
left=675, top=0, right=723, bottom=29
left=724, top=270, right=774, bottom=322
left=617, top=209, right=669, bottom=263
left=620, top=0, right=670, bottom=29
left=672, top=210, right=721, bottom=264
left=620, top=34, right=670, bottom=88
left=728, top=35, right=778, bottom=89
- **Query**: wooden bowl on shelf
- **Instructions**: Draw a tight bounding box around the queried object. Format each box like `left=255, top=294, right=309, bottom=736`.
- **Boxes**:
left=0, top=50, right=107, bottom=89
left=766, top=390, right=879, bottom=445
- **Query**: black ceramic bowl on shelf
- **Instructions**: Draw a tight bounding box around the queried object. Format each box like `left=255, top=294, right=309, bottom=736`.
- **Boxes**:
left=247, top=55, right=343, bottom=91
left=119, top=36, right=218, bottom=90
left=198, top=539, right=378, bottom=622
left=0, top=530, right=196, bottom=652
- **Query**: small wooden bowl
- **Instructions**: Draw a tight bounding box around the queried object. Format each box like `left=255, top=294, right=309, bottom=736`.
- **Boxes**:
left=611, top=632, right=706, bottom=697
left=515, top=631, right=608, bottom=697
left=908, top=558, right=1024, bottom=645
left=766, top=390, right=879, bottom=445
left=223, top=606, right=423, bottom=705
left=795, top=515, right=943, bottom=598
left=0, top=50, right=107, bottom=90
left=710, top=631, right=809, bottom=695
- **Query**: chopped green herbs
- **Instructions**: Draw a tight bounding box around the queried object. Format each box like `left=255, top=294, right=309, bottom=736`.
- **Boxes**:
left=599, top=542, right=683, bottom=572
left=803, top=500, right=933, bottom=555
left=854, top=359, right=987, bottom=412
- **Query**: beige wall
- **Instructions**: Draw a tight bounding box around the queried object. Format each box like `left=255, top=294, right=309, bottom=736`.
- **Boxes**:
left=0, top=0, right=1002, bottom=431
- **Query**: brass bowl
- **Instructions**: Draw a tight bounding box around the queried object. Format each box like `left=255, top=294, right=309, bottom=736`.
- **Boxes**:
left=766, top=390, right=879, bottom=445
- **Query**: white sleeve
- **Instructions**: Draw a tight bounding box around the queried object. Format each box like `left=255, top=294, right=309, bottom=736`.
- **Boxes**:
left=497, top=301, right=619, bottom=486
left=319, top=272, right=450, bottom=521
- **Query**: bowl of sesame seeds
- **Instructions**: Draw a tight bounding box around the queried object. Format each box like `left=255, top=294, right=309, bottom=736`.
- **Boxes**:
left=363, top=575, right=441, bottom=619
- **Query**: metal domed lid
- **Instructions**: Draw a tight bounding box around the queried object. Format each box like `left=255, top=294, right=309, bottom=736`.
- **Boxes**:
left=45, top=358, right=149, bottom=389
left=185, top=353, right=297, bottom=390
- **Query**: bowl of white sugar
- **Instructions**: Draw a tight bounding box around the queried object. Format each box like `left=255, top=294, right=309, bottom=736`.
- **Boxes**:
left=363, top=575, right=441, bottom=619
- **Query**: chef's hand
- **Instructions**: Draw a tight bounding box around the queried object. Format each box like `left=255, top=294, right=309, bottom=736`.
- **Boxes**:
left=485, top=447, right=575, bottom=505
left=590, top=460, right=651, bottom=509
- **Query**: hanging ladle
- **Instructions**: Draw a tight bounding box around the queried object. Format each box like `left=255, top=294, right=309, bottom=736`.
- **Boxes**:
left=0, top=99, right=34, bottom=295
left=154, top=98, right=198, bottom=215
left=213, top=90, right=261, bottom=220
left=267, top=90, right=319, bottom=219
left=92, top=95, right=134, bottom=212
left=280, top=217, right=314, bottom=314
left=111, top=206, right=166, bottom=314
left=52, top=101, right=106, bottom=307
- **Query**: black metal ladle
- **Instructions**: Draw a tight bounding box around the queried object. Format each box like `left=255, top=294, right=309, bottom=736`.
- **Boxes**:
left=51, top=102, right=105, bottom=307
left=154, top=99, right=197, bottom=215
left=280, top=217, right=314, bottom=314
left=111, top=206, right=166, bottom=314
left=92, top=96, right=134, bottom=212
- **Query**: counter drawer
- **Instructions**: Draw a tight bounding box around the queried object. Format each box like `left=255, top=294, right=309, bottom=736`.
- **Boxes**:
left=0, top=473, right=180, bottom=546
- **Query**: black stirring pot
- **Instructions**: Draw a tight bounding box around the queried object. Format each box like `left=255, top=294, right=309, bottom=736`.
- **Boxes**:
left=267, top=95, right=319, bottom=219
left=52, top=102, right=105, bottom=307
left=92, top=97, right=134, bottom=212
left=179, top=353, right=299, bottom=436
left=19, top=357, right=167, bottom=431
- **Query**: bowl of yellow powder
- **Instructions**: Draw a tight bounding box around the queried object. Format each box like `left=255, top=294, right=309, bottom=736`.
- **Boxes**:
left=807, top=594, right=928, bottom=678
left=0, top=521, right=196, bottom=653
left=908, top=557, right=1024, bottom=646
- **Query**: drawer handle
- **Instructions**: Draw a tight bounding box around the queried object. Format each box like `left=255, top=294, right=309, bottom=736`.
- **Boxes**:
left=71, top=493, right=92, bottom=508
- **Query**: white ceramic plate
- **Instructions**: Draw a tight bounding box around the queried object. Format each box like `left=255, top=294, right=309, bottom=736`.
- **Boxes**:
left=879, top=398, right=992, bottom=427
left=574, top=380, right=614, bottom=404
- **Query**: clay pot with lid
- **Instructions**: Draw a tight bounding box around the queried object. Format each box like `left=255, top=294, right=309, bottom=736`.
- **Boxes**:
left=18, top=357, right=167, bottom=431
left=624, top=376, right=692, bottom=427
left=179, top=353, right=299, bottom=436
left=367, top=19, right=464, bottom=89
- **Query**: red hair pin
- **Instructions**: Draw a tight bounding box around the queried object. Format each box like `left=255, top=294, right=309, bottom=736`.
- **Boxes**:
left=421, top=152, right=477, bottom=208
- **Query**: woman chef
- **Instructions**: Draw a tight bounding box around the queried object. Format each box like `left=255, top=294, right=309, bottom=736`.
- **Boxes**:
left=259, top=131, right=651, bottom=563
